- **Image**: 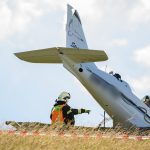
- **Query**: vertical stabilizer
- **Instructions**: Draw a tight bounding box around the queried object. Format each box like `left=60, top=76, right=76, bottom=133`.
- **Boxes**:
left=66, top=4, right=88, bottom=49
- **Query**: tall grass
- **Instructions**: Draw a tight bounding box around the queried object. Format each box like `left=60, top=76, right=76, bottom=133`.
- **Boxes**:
left=1, top=121, right=149, bottom=150
left=0, top=134, right=150, bottom=150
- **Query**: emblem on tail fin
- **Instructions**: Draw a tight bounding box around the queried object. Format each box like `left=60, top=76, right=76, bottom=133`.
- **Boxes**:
left=71, top=42, right=77, bottom=48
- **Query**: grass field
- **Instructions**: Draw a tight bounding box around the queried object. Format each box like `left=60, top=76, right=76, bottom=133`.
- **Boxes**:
left=1, top=121, right=149, bottom=150
left=0, top=134, right=150, bottom=150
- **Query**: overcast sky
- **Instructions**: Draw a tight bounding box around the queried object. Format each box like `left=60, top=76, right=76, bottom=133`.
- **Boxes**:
left=0, top=0, right=150, bottom=127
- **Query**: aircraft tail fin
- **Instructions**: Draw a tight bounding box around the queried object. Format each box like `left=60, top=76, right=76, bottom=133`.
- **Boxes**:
left=15, top=5, right=108, bottom=65
left=66, top=4, right=88, bottom=49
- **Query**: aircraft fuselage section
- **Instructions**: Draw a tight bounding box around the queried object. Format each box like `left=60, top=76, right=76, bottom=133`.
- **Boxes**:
left=61, top=55, right=150, bottom=127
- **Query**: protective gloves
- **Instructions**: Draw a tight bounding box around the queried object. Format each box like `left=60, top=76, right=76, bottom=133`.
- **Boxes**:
left=85, top=109, right=91, bottom=114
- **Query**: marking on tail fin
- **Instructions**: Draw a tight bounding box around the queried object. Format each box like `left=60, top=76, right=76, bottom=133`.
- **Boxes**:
left=74, top=10, right=81, bottom=24
left=71, top=42, right=78, bottom=48
left=67, top=19, right=84, bottom=42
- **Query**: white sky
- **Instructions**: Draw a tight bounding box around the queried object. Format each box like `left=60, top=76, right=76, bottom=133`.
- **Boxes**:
left=0, top=0, right=150, bottom=127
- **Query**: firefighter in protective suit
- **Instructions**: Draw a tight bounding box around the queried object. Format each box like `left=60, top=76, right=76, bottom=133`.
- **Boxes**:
left=50, top=92, right=91, bottom=125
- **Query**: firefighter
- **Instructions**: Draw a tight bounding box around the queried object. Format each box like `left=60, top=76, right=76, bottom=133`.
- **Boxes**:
left=50, top=91, right=91, bottom=125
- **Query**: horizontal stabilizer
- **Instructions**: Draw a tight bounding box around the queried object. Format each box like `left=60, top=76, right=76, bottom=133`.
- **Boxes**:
left=15, top=47, right=108, bottom=63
